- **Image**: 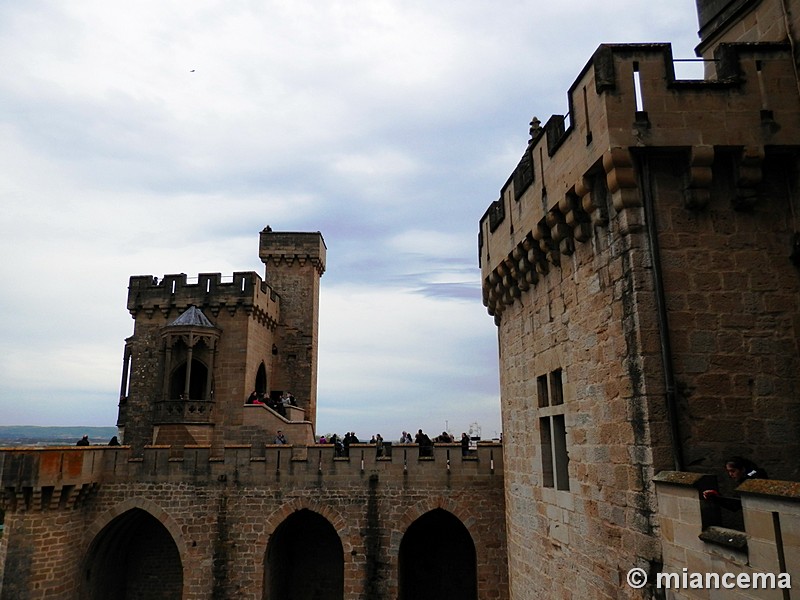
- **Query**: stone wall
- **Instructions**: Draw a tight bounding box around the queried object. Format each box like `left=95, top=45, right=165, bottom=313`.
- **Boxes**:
left=0, top=444, right=507, bottom=600
left=695, top=0, right=800, bottom=60
left=648, top=152, right=800, bottom=478
left=653, top=471, right=799, bottom=599
left=478, top=40, right=800, bottom=600
left=493, top=195, right=667, bottom=600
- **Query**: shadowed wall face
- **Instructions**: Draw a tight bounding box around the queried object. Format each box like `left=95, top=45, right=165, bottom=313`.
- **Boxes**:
left=398, top=509, right=477, bottom=600
left=83, top=508, right=183, bottom=600
left=264, top=509, right=343, bottom=600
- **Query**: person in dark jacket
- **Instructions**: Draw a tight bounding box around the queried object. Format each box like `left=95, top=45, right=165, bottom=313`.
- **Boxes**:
left=461, top=433, right=471, bottom=457
left=702, top=456, right=768, bottom=511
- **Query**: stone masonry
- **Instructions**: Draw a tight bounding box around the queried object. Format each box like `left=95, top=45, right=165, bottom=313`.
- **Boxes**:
left=0, top=443, right=507, bottom=599
left=479, top=0, right=800, bottom=597
left=0, top=228, right=508, bottom=600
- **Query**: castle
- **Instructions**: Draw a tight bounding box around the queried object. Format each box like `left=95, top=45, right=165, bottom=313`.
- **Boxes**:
left=0, top=229, right=508, bottom=599
left=1, top=0, right=799, bottom=598
left=119, top=229, right=327, bottom=453
left=479, top=0, right=800, bottom=597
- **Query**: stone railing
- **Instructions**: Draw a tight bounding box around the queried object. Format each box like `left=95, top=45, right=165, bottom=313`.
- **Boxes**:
left=241, top=403, right=313, bottom=445
left=653, top=471, right=798, bottom=598
left=153, top=398, right=214, bottom=424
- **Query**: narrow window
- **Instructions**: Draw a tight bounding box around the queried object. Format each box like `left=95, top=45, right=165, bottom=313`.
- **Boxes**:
left=553, top=415, right=570, bottom=491
left=633, top=62, right=644, bottom=112
left=539, top=417, right=554, bottom=488
left=537, top=375, right=549, bottom=407
left=583, top=85, right=592, bottom=144
left=550, top=369, right=563, bottom=406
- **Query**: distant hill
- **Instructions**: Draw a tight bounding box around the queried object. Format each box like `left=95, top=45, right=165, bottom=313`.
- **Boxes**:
left=0, top=426, right=118, bottom=447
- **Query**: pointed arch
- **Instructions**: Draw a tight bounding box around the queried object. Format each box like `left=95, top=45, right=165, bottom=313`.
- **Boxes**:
left=398, top=508, right=477, bottom=600
left=263, top=508, right=344, bottom=600
left=169, top=358, right=209, bottom=400
left=81, top=499, right=186, bottom=599
left=255, top=362, right=268, bottom=394
left=395, top=494, right=478, bottom=535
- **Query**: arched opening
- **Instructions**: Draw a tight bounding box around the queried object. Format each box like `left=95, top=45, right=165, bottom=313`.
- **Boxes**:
left=398, top=509, right=477, bottom=600
left=255, top=362, right=268, bottom=395
left=264, top=509, right=343, bottom=600
left=169, top=358, right=209, bottom=400
left=82, top=508, right=183, bottom=600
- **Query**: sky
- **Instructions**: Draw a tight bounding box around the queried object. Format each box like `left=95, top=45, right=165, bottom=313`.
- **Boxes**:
left=0, top=0, right=703, bottom=441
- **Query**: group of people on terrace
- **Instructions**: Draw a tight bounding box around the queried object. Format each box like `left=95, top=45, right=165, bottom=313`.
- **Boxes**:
left=246, top=390, right=297, bottom=416
left=76, top=434, right=120, bottom=446
left=314, top=429, right=474, bottom=458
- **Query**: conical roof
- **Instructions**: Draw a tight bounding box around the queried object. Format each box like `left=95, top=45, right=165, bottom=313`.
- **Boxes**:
left=167, top=305, right=215, bottom=328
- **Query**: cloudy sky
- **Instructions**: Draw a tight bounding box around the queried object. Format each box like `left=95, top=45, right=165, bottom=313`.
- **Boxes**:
left=0, top=0, right=702, bottom=441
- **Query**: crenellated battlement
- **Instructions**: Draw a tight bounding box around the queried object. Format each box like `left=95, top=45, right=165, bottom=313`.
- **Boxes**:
left=479, top=41, right=800, bottom=322
left=0, top=443, right=503, bottom=512
left=127, top=271, right=280, bottom=327
left=259, top=229, right=327, bottom=277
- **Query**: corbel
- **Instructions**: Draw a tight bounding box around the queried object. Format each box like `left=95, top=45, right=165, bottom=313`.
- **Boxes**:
left=511, top=245, right=530, bottom=291
left=547, top=208, right=574, bottom=256
left=733, top=145, right=764, bottom=210
left=559, top=188, right=592, bottom=243
left=533, top=221, right=560, bottom=267
left=528, top=227, right=550, bottom=275
left=502, top=257, right=520, bottom=301
left=603, top=147, right=640, bottom=210
left=520, top=237, right=540, bottom=286
left=684, top=145, right=714, bottom=210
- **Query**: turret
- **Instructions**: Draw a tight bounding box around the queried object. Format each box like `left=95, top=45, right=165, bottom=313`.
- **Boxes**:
left=118, top=230, right=324, bottom=454
left=258, top=228, right=326, bottom=427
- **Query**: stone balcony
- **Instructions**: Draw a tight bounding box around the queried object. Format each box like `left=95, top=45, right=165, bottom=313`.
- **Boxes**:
left=153, top=398, right=214, bottom=424
left=653, top=471, right=799, bottom=598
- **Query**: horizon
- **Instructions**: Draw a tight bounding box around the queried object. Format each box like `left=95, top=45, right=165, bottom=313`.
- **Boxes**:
left=0, top=0, right=702, bottom=440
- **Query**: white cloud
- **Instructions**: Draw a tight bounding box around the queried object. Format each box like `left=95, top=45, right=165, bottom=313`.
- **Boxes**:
left=0, top=0, right=702, bottom=437
left=318, top=283, right=500, bottom=436
left=387, top=229, right=468, bottom=257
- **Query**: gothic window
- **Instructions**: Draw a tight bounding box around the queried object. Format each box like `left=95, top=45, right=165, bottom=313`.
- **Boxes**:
left=169, top=359, right=209, bottom=400
left=255, top=362, right=268, bottom=395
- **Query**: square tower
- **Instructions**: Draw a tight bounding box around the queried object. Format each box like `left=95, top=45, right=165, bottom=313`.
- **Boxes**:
left=259, top=228, right=326, bottom=427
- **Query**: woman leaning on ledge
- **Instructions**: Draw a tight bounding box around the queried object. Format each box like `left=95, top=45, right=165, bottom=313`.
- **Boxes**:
left=702, top=456, right=768, bottom=511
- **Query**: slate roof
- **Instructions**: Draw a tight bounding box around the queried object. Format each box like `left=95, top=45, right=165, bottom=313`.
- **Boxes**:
left=167, top=306, right=216, bottom=328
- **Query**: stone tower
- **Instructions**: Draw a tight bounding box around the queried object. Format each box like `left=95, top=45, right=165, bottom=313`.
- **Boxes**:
left=258, top=228, right=327, bottom=427
left=117, top=229, right=325, bottom=452
left=0, top=223, right=508, bottom=600
left=479, top=0, right=800, bottom=597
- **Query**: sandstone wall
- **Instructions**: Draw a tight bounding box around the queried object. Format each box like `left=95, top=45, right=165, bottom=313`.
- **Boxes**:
left=479, top=41, right=800, bottom=599
left=0, top=444, right=507, bottom=600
